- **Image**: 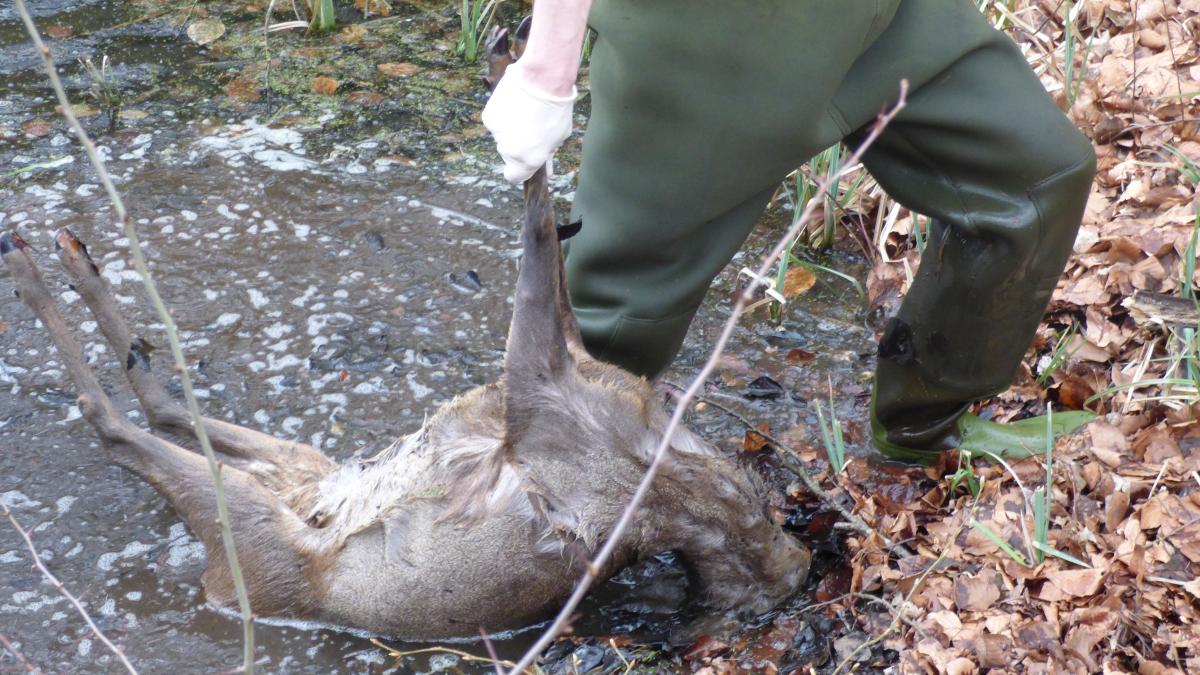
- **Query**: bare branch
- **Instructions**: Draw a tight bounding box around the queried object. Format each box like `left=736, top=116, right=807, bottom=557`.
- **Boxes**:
left=3, top=506, right=137, bottom=675
left=478, top=628, right=505, bottom=675
left=831, top=496, right=976, bottom=675
left=12, top=2, right=256, bottom=671
left=0, top=633, right=44, bottom=674
left=505, top=81, right=911, bottom=675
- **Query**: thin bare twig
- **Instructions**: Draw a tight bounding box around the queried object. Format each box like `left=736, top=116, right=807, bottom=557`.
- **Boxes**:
left=504, top=82, right=911, bottom=675
left=263, top=0, right=279, bottom=118
left=0, top=633, right=44, bottom=674
left=849, top=592, right=928, bottom=640
left=3, top=507, right=137, bottom=674
left=12, top=3, right=257, bottom=671
left=478, top=628, right=504, bottom=675
left=831, top=498, right=977, bottom=675
left=662, top=382, right=915, bottom=558
left=371, top=640, right=530, bottom=673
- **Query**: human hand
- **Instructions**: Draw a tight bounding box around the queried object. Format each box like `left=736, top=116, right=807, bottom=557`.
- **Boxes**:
left=481, top=61, right=576, bottom=184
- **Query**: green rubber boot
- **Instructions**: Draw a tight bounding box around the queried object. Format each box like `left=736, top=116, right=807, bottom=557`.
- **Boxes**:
left=871, top=392, right=1095, bottom=465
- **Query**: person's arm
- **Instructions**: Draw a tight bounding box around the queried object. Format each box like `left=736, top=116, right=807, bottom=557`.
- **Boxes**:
left=482, top=0, right=592, bottom=183
left=518, top=0, right=591, bottom=96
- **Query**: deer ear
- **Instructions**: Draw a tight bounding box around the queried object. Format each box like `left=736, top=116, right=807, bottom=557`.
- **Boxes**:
left=512, top=15, right=532, bottom=59
left=483, top=26, right=512, bottom=91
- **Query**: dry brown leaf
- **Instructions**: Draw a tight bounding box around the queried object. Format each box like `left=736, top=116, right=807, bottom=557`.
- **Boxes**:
left=378, top=62, right=420, bottom=77
left=1168, top=520, right=1200, bottom=563
left=311, top=76, right=339, bottom=95
left=782, top=265, right=816, bottom=298
left=1064, top=334, right=1112, bottom=363
left=742, top=423, right=770, bottom=453
left=21, top=119, right=52, bottom=137
left=953, top=572, right=1002, bottom=612
left=1015, top=620, right=1062, bottom=657
left=225, top=77, right=261, bottom=103
left=927, top=609, right=964, bottom=635
left=334, top=24, right=368, bottom=44
left=1057, top=375, right=1096, bottom=410
left=346, top=91, right=385, bottom=106
left=354, top=0, right=392, bottom=15
left=1138, top=662, right=1187, bottom=675
left=1042, top=568, right=1105, bottom=599
left=1105, top=491, right=1130, bottom=531
left=53, top=103, right=98, bottom=118
left=944, top=657, right=978, bottom=675
left=186, top=18, right=225, bottom=46
left=1059, top=274, right=1109, bottom=306
left=1087, top=422, right=1129, bottom=467
left=785, top=347, right=815, bottom=364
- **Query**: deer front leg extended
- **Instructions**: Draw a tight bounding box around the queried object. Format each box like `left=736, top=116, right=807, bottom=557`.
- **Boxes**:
left=53, top=228, right=334, bottom=486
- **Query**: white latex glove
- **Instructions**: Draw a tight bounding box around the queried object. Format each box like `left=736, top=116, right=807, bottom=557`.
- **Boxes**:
left=482, top=62, right=576, bottom=184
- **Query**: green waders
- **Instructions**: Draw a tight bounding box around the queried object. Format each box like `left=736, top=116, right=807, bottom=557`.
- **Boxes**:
left=566, top=0, right=1097, bottom=461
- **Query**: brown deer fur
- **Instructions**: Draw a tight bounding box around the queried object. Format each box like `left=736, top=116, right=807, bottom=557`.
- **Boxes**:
left=0, top=169, right=810, bottom=640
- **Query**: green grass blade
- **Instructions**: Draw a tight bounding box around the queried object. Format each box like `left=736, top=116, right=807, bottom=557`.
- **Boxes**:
left=1163, top=144, right=1200, bottom=184
left=814, top=400, right=845, bottom=473
left=786, top=255, right=865, bottom=298
left=1085, top=378, right=1200, bottom=405
left=1033, top=488, right=1048, bottom=564
left=970, top=518, right=1029, bottom=566
left=1032, top=540, right=1091, bottom=568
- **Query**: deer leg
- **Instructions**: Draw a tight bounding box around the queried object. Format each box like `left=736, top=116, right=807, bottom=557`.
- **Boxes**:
left=555, top=238, right=588, bottom=361
left=4, top=229, right=242, bottom=473
left=53, top=228, right=334, bottom=485
left=98, top=424, right=325, bottom=617
left=3, top=232, right=324, bottom=616
left=503, top=168, right=575, bottom=438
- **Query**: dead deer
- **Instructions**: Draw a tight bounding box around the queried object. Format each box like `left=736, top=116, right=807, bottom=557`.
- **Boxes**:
left=0, top=168, right=810, bottom=640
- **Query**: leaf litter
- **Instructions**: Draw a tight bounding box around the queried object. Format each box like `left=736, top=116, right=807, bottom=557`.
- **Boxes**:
left=693, top=1, right=1200, bottom=673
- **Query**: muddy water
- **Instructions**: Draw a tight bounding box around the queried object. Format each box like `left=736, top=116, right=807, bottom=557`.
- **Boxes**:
left=0, top=4, right=880, bottom=674
left=0, top=137, right=873, bottom=673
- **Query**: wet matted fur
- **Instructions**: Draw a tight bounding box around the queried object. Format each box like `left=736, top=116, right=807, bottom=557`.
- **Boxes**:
left=0, top=169, right=810, bottom=639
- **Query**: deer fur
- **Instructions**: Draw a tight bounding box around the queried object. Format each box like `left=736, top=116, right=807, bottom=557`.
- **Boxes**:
left=0, top=169, right=810, bottom=640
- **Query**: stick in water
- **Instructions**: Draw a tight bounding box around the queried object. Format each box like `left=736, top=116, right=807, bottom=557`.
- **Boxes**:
left=3, top=507, right=138, bottom=675
left=506, top=82, right=910, bottom=675
left=12, top=2, right=257, bottom=671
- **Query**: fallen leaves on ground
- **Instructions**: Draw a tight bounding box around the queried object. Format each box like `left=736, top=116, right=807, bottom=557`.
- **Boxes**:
left=378, top=62, right=420, bottom=77
left=782, top=265, right=817, bottom=298
left=354, top=0, right=392, bottom=16
left=185, top=18, right=225, bottom=46
left=310, top=75, right=339, bottom=95
left=744, top=2, right=1199, bottom=673
left=20, top=118, right=52, bottom=137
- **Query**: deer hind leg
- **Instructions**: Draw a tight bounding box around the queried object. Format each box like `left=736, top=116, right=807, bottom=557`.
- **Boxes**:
left=503, top=168, right=584, bottom=441
left=555, top=227, right=589, bottom=362
left=52, top=228, right=334, bottom=491
left=3, top=232, right=324, bottom=616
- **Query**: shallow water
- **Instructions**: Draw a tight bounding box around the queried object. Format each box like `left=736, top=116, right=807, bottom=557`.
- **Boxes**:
left=0, top=4, right=880, bottom=674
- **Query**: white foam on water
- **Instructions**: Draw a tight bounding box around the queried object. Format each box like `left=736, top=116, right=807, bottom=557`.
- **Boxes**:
left=193, top=120, right=317, bottom=173
left=1, top=491, right=40, bottom=510
left=247, top=288, right=269, bottom=309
